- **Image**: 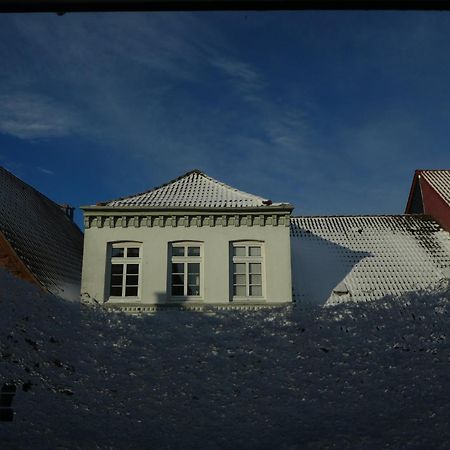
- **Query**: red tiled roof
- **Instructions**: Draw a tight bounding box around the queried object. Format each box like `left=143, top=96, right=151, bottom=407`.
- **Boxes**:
left=419, top=170, right=450, bottom=206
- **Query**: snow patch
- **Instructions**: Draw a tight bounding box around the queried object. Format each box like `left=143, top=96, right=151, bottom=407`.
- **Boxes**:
left=0, top=269, right=449, bottom=449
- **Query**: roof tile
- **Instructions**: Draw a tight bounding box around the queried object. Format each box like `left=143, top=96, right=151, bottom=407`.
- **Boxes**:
left=0, top=167, right=83, bottom=301
left=420, top=170, right=450, bottom=206
left=291, top=215, right=450, bottom=305
left=102, top=169, right=288, bottom=208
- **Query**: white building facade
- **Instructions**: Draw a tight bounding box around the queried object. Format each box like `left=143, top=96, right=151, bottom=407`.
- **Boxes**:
left=81, top=170, right=294, bottom=309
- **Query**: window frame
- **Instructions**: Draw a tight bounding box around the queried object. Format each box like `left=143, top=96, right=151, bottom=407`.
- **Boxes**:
left=169, top=241, right=203, bottom=300
left=108, top=242, right=142, bottom=300
left=231, top=241, right=265, bottom=301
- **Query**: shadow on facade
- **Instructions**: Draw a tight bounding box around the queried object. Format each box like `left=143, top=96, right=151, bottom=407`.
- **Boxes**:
left=291, top=230, right=372, bottom=306
left=136, top=291, right=202, bottom=311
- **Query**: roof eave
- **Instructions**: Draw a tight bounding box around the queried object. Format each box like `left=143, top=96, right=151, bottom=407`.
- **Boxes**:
left=290, top=213, right=436, bottom=220
left=81, top=204, right=295, bottom=214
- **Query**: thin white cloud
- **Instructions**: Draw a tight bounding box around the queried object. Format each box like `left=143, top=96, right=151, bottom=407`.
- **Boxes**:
left=208, top=55, right=312, bottom=174
left=0, top=13, right=314, bottom=190
left=0, top=94, right=81, bottom=139
left=8, top=14, right=217, bottom=85
left=0, top=12, right=446, bottom=218
left=210, top=56, right=265, bottom=92
left=37, top=166, right=54, bottom=175
left=0, top=14, right=227, bottom=145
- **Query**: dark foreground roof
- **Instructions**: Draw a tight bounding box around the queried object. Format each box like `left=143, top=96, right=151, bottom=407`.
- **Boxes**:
left=291, top=215, right=450, bottom=305
left=0, top=167, right=83, bottom=301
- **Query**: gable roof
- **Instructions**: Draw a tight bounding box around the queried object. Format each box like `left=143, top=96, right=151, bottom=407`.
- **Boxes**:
left=97, top=169, right=292, bottom=209
left=291, top=215, right=450, bottom=305
left=406, top=170, right=450, bottom=212
left=419, top=170, right=450, bottom=205
left=0, top=167, right=83, bottom=301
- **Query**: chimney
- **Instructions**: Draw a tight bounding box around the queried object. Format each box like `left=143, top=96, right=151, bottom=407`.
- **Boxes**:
left=60, top=204, right=75, bottom=221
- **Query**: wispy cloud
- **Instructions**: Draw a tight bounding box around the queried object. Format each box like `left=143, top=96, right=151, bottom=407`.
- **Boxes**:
left=210, top=56, right=266, bottom=93
left=205, top=53, right=314, bottom=191
left=0, top=12, right=448, bottom=217
left=0, top=14, right=314, bottom=179
left=0, top=93, right=81, bottom=139
left=37, top=166, right=54, bottom=175
left=0, top=12, right=328, bottom=215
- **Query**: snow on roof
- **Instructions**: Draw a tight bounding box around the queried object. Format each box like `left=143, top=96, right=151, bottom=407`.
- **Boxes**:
left=0, top=167, right=83, bottom=301
left=100, top=169, right=290, bottom=209
left=419, top=170, right=450, bottom=206
left=290, top=215, right=450, bottom=305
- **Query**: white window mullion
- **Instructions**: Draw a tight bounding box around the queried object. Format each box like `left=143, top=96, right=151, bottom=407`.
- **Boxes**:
left=122, top=264, right=126, bottom=297
left=184, top=261, right=188, bottom=296
left=246, top=261, right=250, bottom=297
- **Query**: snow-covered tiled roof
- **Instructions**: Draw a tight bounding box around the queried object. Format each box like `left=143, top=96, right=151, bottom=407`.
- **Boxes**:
left=0, top=167, right=83, bottom=301
left=290, top=215, right=450, bottom=305
left=420, top=170, right=450, bottom=206
left=100, top=169, right=290, bottom=209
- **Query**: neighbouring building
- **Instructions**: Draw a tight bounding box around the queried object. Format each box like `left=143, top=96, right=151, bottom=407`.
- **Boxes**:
left=405, top=169, right=450, bottom=232
left=291, top=215, right=450, bottom=305
left=0, top=167, right=83, bottom=301
left=80, top=168, right=450, bottom=310
left=81, top=170, right=294, bottom=310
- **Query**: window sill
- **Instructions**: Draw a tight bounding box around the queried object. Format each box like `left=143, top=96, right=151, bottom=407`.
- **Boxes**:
left=232, top=298, right=266, bottom=303
left=169, top=297, right=203, bottom=302
left=108, top=296, right=141, bottom=302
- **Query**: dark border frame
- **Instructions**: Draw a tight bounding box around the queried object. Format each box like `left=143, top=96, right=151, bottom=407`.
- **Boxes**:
left=1, top=0, right=450, bottom=13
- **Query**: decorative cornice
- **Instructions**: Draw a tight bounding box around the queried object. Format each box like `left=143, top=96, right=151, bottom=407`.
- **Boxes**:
left=81, top=204, right=294, bottom=214
left=84, top=212, right=292, bottom=229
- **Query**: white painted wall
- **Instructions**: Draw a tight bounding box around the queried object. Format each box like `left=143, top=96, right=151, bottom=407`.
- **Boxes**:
left=81, top=224, right=292, bottom=305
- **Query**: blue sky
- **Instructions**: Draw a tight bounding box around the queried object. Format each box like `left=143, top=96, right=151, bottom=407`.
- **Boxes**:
left=1, top=11, right=450, bottom=227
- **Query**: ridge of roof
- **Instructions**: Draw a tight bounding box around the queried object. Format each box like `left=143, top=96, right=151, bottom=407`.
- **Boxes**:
left=96, top=169, right=205, bottom=206
left=290, top=215, right=442, bottom=229
left=95, top=169, right=291, bottom=209
left=290, top=215, right=445, bottom=239
left=416, top=169, right=450, bottom=172
left=290, top=214, right=437, bottom=219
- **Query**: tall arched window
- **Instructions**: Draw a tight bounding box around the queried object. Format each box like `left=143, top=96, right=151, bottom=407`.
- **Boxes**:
left=170, top=242, right=203, bottom=298
left=108, top=242, right=142, bottom=298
